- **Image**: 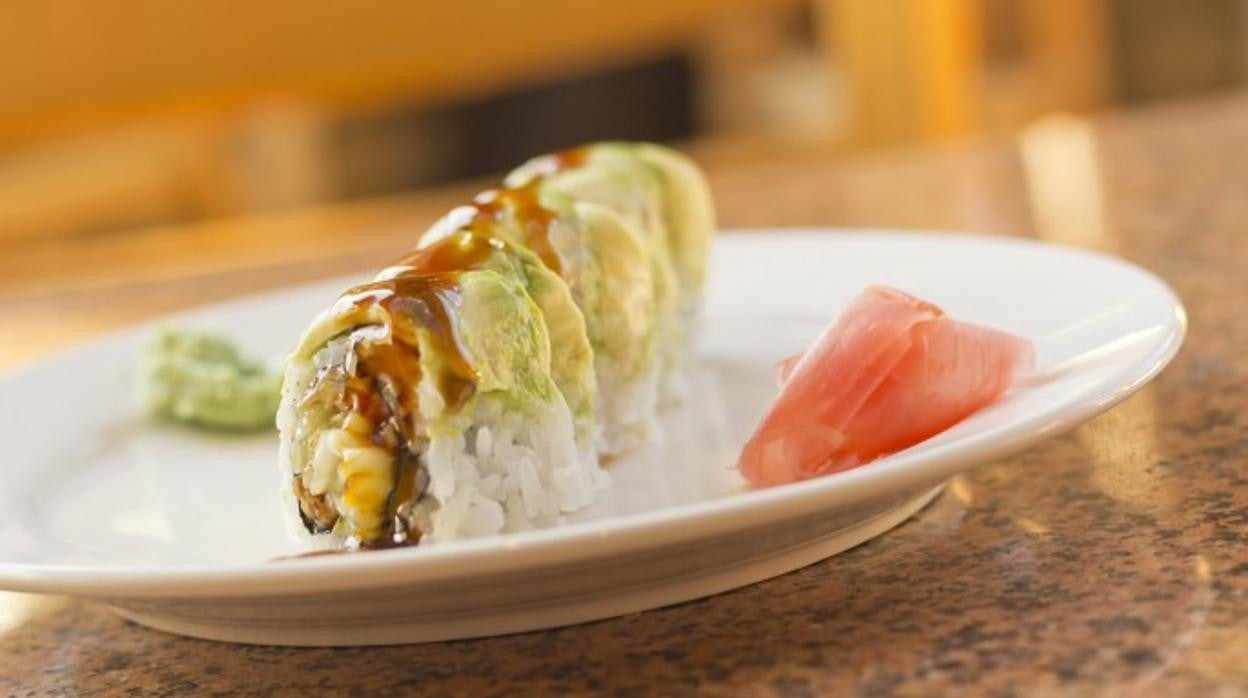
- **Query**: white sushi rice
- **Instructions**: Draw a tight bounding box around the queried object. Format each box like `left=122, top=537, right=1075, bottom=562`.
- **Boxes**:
left=414, top=394, right=608, bottom=542
left=593, top=354, right=661, bottom=457
left=587, top=304, right=701, bottom=456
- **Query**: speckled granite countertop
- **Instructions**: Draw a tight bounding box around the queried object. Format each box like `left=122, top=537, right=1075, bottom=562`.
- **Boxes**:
left=1, top=94, right=1246, bottom=696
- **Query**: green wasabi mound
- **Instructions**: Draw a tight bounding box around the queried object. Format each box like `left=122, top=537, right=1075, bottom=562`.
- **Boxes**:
left=140, top=328, right=281, bottom=431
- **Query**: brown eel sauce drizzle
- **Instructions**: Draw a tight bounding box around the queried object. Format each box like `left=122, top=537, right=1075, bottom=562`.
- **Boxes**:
left=383, top=179, right=570, bottom=278
left=459, top=146, right=590, bottom=275
left=384, top=229, right=505, bottom=280
left=521, top=145, right=588, bottom=180
left=470, top=184, right=562, bottom=274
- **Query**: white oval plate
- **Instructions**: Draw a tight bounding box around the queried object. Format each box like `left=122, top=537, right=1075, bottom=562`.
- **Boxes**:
left=0, top=231, right=1184, bottom=646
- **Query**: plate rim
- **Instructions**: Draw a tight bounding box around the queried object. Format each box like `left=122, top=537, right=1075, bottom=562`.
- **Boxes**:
left=0, top=228, right=1187, bottom=598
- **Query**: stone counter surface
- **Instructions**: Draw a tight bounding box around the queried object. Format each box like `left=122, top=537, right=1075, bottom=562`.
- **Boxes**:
left=0, top=94, right=1245, bottom=696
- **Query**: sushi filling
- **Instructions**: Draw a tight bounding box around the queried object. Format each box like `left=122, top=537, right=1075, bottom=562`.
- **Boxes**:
left=289, top=327, right=434, bottom=547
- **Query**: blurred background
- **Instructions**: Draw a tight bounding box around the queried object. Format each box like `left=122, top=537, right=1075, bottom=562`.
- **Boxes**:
left=1, top=0, right=1245, bottom=242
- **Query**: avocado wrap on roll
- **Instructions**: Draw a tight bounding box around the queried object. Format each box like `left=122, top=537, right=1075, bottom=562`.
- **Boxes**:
left=506, top=143, right=715, bottom=402
left=277, top=142, right=713, bottom=549
left=423, top=182, right=660, bottom=455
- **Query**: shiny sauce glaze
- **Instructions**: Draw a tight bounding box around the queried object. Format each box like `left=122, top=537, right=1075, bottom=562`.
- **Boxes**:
left=384, top=230, right=506, bottom=279
left=469, top=182, right=563, bottom=274
left=520, top=145, right=589, bottom=180
left=340, top=273, right=477, bottom=418
left=383, top=183, right=565, bottom=277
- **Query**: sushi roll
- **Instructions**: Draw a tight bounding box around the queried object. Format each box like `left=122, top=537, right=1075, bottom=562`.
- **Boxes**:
left=278, top=142, right=714, bottom=548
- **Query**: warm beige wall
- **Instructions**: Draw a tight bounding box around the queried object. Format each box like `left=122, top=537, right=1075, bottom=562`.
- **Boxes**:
left=0, top=0, right=798, bottom=144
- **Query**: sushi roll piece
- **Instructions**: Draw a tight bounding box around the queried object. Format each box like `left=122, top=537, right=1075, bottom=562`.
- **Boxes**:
left=378, top=228, right=598, bottom=460
left=277, top=267, right=605, bottom=547
left=506, top=143, right=715, bottom=403
left=633, top=143, right=716, bottom=306
left=421, top=183, right=660, bottom=456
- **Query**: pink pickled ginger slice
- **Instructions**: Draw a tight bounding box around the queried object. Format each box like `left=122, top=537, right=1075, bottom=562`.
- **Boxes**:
left=738, top=285, right=1035, bottom=487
